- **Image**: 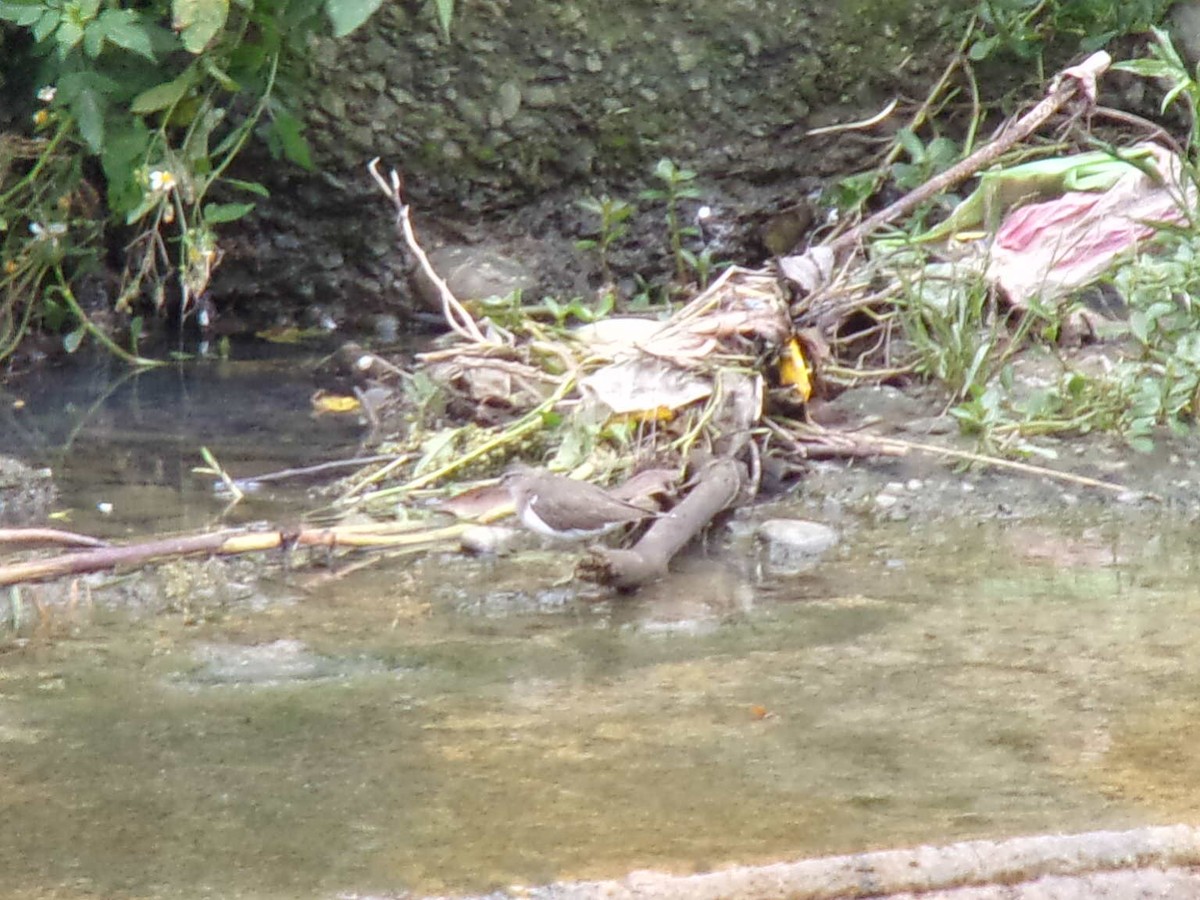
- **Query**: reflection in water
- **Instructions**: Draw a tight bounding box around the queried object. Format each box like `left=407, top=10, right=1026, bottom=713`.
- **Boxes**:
left=0, top=345, right=364, bottom=536
left=1, top=515, right=1197, bottom=897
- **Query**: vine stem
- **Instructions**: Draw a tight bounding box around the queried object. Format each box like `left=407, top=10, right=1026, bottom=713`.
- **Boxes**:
left=53, top=263, right=163, bottom=367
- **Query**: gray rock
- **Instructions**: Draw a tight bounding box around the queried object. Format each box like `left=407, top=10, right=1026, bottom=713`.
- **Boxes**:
left=181, top=640, right=383, bottom=687
left=0, top=456, right=56, bottom=526
left=413, top=244, right=540, bottom=308
left=756, top=518, right=840, bottom=573
left=460, top=525, right=524, bottom=555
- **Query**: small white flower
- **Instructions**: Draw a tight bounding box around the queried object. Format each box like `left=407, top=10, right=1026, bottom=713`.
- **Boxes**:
left=149, top=170, right=176, bottom=193
left=30, top=222, right=67, bottom=242
left=37, top=85, right=56, bottom=102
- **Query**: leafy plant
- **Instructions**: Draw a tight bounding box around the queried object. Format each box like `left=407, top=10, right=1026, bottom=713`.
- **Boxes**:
left=895, top=263, right=1031, bottom=403
left=541, top=292, right=615, bottom=328
left=892, top=128, right=961, bottom=193
left=639, top=157, right=703, bottom=284
left=968, top=0, right=1170, bottom=65
left=575, top=194, right=633, bottom=285
left=1114, top=26, right=1200, bottom=160
left=0, top=0, right=453, bottom=361
left=678, top=244, right=727, bottom=291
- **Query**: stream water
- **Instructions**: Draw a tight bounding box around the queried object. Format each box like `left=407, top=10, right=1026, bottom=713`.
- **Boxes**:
left=1, top=353, right=1198, bottom=899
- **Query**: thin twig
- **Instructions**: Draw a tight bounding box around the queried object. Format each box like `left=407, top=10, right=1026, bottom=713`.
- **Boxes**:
left=0, top=528, right=108, bottom=549
left=367, top=158, right=489, bottom=344
left=807, top=99, right=899, bottom=137
left=231, top=455, right=398, bottom=487
left=784, top=421, right=1153, bottom=499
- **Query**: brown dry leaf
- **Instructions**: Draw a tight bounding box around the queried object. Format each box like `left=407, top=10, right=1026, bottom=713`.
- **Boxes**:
left=572, top=317, right=667, bottom=360
left=579, top=358, right=713, bottom=416
left=608, top=468, right=679, bottom=505
left=424, top=355, right=555, bottom=407
left=437, top=483, right=513, bottom=521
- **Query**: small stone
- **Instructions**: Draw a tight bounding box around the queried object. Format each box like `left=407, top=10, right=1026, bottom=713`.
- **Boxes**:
left=413, top=244, right=539, bottom=309
left=373, top=314, right=400, bottom=342
left=497, top=81, right=522, bottom=120
left=757, top=519, right=840, bottom=573
left=905, top=479, right=924, bottom=491
left=461, top=525, right=522, bottom=555
left=875, top=494, right=898, bottom=509
left=388, top=86, right=416, bottom=106
left=524, top=85, right=558, bottom=107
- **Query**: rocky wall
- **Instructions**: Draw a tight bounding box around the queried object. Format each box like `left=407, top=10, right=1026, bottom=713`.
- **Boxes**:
left=220, top=0, right=974, bottom=329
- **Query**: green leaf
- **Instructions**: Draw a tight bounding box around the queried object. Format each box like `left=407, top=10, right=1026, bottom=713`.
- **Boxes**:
left=1112, top=59, right=1176, bottom=78
left=1126, top=434, right=1155, bottom=453
left=72, top=87, right=104, bottom=152
left=203, top=201, right=254, bottom=223
left=324, top=0, right=383, bottom=37
left=967, top=34, right=998, bottom=61
left=32, top=7, right=58, bottom=41
left=200, top=55, right=239, bottom=90
left=58, top=71, right=110, bottom=151
left=63, top=327, right=85, bottom=354
left=173, top=0, right=228, bottom=53
left=130, top=68, right=196, bottom=114
left=181, top=105, right=223, bottom=164
left=98, top=8, right=155, bottom=59
left=433, top=0, right=452, bottom=36
left=224, top=178, right=270, bottom=197
left=267, top=109, right=313, bottom=169
left=102, top=119, right=153, bottom=215
left=123, top=195, right=157, bottom=225
left=82, top=17, right=103, bottom=56
left=896, top=127, right=925, bottom=162
left=55, top=18, right=83, bottom=53
left=0, top=0, right=45, bottom=28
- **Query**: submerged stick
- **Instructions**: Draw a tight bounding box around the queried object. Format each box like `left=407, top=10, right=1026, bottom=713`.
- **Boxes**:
left=0, top=522, right=468, bottom=587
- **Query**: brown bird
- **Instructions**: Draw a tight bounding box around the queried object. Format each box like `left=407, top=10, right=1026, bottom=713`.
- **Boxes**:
left=500, top=468, right=658, bottom=541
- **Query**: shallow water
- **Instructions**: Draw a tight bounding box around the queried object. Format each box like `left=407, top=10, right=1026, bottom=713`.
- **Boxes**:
left=2, top=506, right=1199, bottom=898
left=0, top=343, right=362, bottom=536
